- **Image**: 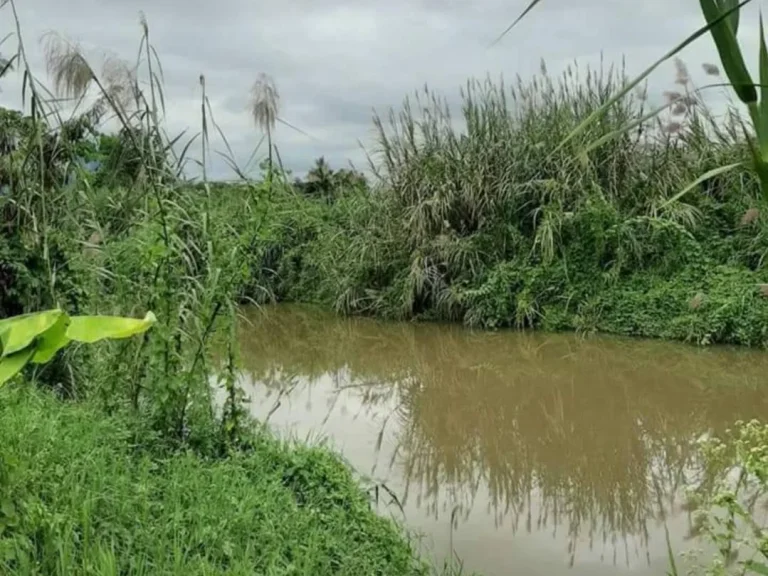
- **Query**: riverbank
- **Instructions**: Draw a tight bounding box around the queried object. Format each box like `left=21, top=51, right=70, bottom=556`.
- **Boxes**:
left=0, top=383, right=437, bottom=575
left=229, top=68, right=768, bottom=348
left=6, top=61, right=768, bottom=349
left=244, top=177, right=768, bottom=348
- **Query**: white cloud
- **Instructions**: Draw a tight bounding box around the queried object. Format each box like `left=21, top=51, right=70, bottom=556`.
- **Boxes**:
left=0, top=0, right=762, bottom=179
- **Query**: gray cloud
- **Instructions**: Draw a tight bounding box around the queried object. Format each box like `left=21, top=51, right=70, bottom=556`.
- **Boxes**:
left=0, top=0, right=761, bottom=179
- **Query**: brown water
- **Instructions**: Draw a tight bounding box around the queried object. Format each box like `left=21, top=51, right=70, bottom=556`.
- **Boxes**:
left=228, top=304, right=768, bottom=576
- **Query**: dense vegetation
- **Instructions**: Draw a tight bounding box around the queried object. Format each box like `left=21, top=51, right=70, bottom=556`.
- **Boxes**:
left=243, top=63, right=768, bottom=347
left=6, top=44, right=768, bottom=349
left=0, top=385, right=428, bottom=575
left=2, top=0, right=768, bottom=572
left=0, top=10, right=442, bottom=576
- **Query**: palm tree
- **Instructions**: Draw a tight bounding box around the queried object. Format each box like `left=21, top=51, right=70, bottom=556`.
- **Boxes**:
left=305, top=156, right=334, bottom=197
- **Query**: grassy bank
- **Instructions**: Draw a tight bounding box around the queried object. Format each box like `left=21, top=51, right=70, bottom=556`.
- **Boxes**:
left=5, top=40, right=768, bottom=348
left=0, top=384, right=430, bottom=576
left=247, top=174, right=768, bottom=347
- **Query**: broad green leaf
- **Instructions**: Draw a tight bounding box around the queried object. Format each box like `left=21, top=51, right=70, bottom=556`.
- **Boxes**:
left=31, top=314, right=71, bottom=364
left=658, top=163, right=743, bottom=211
left=0, top=346, right=36, bottom=387
left=0, top=309, right=64, bottom=357
left=0, top=311, right=48, bottom=353
left=0, top=311, right=35, bottom=332
left=66, top=311, right=157, bottom=344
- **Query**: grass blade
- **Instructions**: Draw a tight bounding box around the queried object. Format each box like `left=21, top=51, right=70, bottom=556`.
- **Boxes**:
left=658, top=162, right=743, bottom=211
left=723, top=0, right=741, bottom=34
left=552, top=0, right=753, bottom=155
left=580, top=100, right=674, bottom=157
left=489, top=0, right=543, bottom=47
left=277, top=117, right=318, bottom=141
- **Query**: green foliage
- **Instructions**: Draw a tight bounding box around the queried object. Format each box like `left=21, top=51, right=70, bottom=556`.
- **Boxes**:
left=0, top=309, right=155, bottom=386
left=683, top=420, right=768, bottom=575
left=237, top=64, right=768, bottom=347
left=3, top=3, right=768, bottom=573
left=497, top=0, right=768, bottom=206
left=0, top=385, right=429, bottom=576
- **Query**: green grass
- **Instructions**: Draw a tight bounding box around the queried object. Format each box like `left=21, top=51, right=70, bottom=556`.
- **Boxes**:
left=0, top=384, right=430, bottom=576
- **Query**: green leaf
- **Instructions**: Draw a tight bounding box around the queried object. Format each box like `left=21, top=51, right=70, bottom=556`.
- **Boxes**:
left=0, top=311, right=34, bottom=332
left=0, top=346, right=36, bottom=387
left=737, top=117, right=768, bottom=200
left=700, top=0, right=756, bottom=104
left=31, top=314, right=71, bottom=364
left=745, top=560, right=768, bottom=575
left=0, top=309, right=64, bottom=357
left=658, top=163, right=743, bottom=211
left=490, top=0, right=544, bottom=46
left=757, top=13, right=768, bottom=157
left=723, top=0, right=741, bottom=35
left=66, top=311, right=157, bottom=344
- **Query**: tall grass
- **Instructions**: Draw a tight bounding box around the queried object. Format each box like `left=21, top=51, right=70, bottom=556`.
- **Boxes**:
left=246, top=57, right=768, bottom=345
left=0, top=384, right=432, bottom=575
left=0, top=6, right=470, bottom=576
left=494, top=0, right=766, bottom=199
left=4, top=0, right=765, bottom=348
left=0, top=1, right=263, bottom=445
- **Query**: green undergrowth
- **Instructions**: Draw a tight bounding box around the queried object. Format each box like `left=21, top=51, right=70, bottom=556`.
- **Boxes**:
left=0, top=384, right=430, bottom=576
left=244, top=183, right=768, bottom=347
left=237, top=63, right=768, bottom=348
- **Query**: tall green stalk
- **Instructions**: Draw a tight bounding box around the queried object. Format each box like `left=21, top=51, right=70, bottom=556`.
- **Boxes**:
left=494, top=0, right=768, bottom=202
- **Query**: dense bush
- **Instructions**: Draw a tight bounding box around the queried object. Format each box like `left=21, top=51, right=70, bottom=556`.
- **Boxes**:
left=241, top=62, right=768, bottom=347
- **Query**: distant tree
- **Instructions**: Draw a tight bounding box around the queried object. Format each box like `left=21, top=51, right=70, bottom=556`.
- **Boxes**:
left=304, top=156, right=334, bottom=197
left=294, top=156, right=368, bottom=200
left=332, top=167, right=367, bottom=191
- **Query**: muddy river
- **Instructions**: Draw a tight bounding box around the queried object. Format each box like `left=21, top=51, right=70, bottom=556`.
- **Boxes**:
left=227, top=304, right=768, bottom=575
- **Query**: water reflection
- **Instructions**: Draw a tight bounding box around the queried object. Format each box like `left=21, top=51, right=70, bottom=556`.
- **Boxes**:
left=231, top=304, right=768, bottom=575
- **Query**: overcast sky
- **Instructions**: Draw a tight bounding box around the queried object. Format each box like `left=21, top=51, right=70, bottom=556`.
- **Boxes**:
left=0, top=0, right=763, bottom=179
